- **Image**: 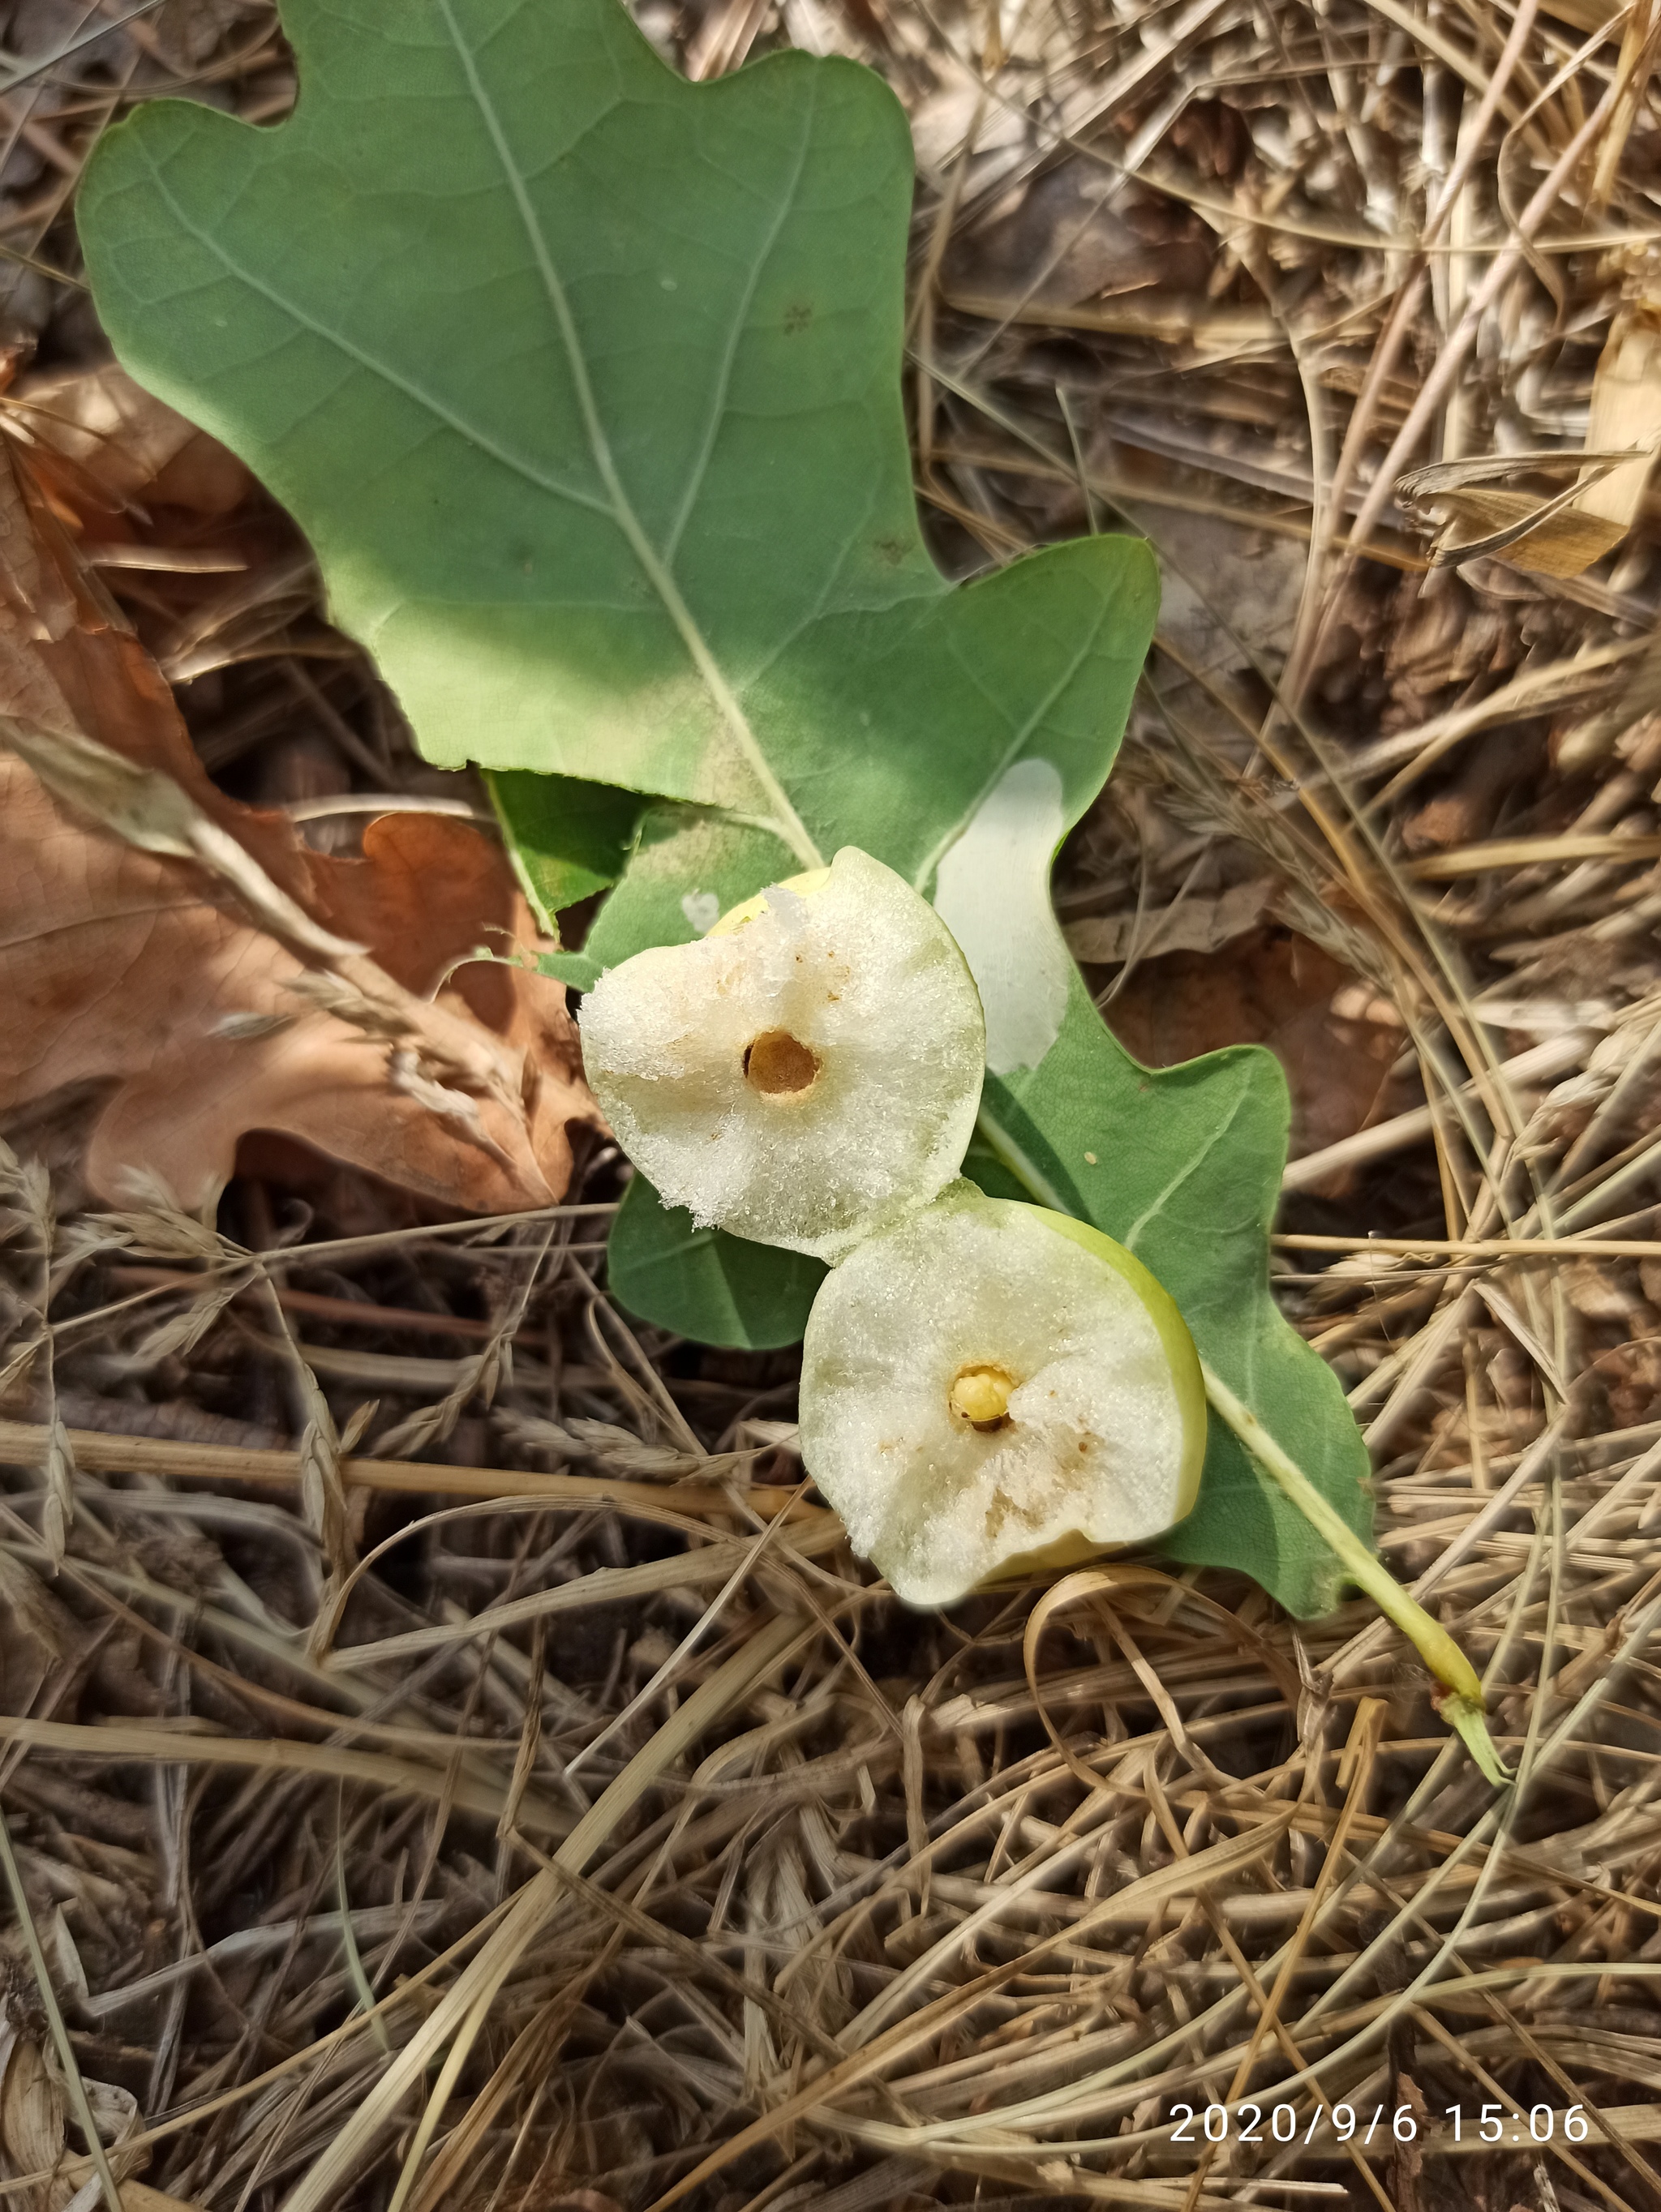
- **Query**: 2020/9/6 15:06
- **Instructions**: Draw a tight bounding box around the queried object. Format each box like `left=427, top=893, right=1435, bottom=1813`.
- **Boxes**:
left=1167, top=2102, right=1592, bottom=2145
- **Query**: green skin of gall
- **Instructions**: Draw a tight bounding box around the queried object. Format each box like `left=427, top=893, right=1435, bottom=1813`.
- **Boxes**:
left=968, top=1199, right=1209, bottom=1585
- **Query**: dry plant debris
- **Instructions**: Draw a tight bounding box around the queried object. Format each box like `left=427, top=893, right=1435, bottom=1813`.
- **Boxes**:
left=0, top=379, right=600, bottom=1215
left=0, top=0, right=1659, bottom=2206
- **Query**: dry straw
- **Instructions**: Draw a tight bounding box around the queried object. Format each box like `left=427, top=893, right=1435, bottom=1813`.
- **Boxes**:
left=2, top=0, right=1661, bottom=2202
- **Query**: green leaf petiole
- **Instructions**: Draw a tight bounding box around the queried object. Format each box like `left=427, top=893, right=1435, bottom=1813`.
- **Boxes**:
left=1198, top=1360, right=1510, bottom=1786
left=978, top=1104, right=1506, bottom=1784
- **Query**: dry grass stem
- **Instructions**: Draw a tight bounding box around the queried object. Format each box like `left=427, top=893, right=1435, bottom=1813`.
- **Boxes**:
left=2, top=0, right=1660, bottom=2201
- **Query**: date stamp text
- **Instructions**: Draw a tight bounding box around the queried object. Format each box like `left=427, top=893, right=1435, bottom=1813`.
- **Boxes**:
left=1167, top=2101, right=1592, bottom=2150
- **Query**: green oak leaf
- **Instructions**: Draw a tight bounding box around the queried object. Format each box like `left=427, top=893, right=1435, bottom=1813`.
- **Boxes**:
left=487, top=771, right=646, bottom=928
left=79, top=0, right=1370, bottom=1616
left=79, top=0, right=1152, bottom=893
left=979, top=980, right=1371, bottom=1618
left=609, top=1175, right=825, bottom=1348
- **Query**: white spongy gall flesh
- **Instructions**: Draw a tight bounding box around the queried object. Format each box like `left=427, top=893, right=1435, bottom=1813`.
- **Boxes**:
left=799, top=1185, right=1203, bottom=1605
left=577, top=847, right=985, bottom=1259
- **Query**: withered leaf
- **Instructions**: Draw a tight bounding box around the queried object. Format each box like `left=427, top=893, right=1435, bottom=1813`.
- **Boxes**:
left=1397, top=310, right=1661, bottom=578
left=0, top=2036, right=66, bottom=2210
left=0, top=409, right=600, bottom=1214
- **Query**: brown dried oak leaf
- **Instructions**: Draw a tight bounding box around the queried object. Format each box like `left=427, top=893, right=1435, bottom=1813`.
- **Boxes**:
left=0, top=412, right=600, bottom=1213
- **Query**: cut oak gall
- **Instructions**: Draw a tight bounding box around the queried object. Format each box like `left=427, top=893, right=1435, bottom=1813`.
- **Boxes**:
left=949, top=1364, right=1015, bottom=1430
left=577, top=846, right=985, bottom=1259
left=743, top=1029, right=819, bottom=1096
left=799, top=1183, right=1207, bottom=1605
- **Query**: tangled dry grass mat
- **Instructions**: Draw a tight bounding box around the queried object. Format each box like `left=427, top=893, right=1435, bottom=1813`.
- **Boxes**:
left=4, top=0, right=1661, bottom=2204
